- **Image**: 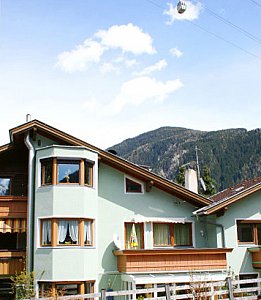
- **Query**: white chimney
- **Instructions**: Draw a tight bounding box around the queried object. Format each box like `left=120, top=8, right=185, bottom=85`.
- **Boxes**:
left=185, top=168, right=198, bottom=194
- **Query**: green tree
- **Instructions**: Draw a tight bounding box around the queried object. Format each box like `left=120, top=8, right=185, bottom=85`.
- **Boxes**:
left=175, top=166, right=185, bottom=186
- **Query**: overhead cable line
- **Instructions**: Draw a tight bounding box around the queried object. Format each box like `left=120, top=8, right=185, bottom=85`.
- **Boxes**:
left=248, top=0, right=261, bottom=8
left=204, top=7, right=261, bottom=44
left=144, top=0, right=261, bottom=60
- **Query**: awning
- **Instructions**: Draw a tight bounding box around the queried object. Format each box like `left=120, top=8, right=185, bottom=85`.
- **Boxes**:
left=122, top=272, right=227, bottom=285
left=0, top=219, right=26, bottom=233
left=129, top=216, right=187, bottom=224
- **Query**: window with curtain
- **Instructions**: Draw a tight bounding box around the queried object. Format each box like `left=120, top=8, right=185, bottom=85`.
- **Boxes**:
left=153, top=222, right=192, bottom=247
left=58, top=220, right=79, bottom=245
left=125, top=223, right=144, bottom=249
left=40, top=218, right=94, bottom=247
left=42, top=219, right=51, bottom=245
left=153, top=223, right=171, bottom=246
left=84, top=220, right=93, bottom=245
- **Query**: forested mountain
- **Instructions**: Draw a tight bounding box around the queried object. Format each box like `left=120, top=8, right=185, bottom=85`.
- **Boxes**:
left=108, top=127, right=261, bottom=192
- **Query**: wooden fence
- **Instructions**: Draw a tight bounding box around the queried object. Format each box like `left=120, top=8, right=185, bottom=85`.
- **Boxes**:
left=25, top=277, right=261, bottom=300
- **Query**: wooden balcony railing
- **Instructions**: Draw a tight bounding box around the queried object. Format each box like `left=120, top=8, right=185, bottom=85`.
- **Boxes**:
left=114, top=248, right=232, bottom=273
left=0, top=196, right=27, bottom=218
left=0, top=251, right=25, bottom=275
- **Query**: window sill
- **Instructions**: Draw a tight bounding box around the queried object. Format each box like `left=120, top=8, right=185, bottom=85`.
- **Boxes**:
left=38, top=246, right=96, bottom=250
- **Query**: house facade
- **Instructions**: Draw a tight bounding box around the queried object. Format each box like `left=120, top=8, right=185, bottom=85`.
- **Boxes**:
left=0, top=119, right=259, bottom=299
left=194, top=177, right=261, bottom=282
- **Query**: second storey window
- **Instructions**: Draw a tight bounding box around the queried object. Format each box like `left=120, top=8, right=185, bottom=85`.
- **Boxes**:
left=41, top=158, right=94, bottom=187
left=153, top=223, right=192, bottom=247
left=237, top=220, right=261, bottom=245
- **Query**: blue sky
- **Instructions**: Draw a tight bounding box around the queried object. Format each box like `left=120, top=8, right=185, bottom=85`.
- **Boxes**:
left=0, top=0, right=260, bottom=148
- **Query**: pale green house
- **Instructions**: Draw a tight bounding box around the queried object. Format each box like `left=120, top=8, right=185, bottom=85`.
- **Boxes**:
left=0, top=119, right=259, bottom=299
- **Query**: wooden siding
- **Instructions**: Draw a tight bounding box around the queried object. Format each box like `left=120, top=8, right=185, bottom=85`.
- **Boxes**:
left=114, top=248, right=232, bottom=273
left=0, top=251, right=25, bottom=275
left=0, top=196, right=27, bottom=218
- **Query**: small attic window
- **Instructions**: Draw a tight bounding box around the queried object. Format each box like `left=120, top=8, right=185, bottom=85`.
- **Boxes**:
left=125, top=177, right=143, bottom=194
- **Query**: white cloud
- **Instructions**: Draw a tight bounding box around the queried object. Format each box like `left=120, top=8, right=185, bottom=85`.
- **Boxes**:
left=134, top=59, right=167, bottom=76
left=165, top=1, right=203, bottom=24
left=99, top=62, right=119, bottom=75
left=170, top=47, right=183, bottom=58
left=95, top=23, right=156, bottom=55
left=55, top=39, right=105, bottom=72
left=125, top=59, right=139, bottom=68
left=108, top=76, right=183, bottom=114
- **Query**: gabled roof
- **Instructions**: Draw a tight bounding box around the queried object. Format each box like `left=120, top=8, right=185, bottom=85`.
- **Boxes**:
left=1, top=119, right=211, bottom=207
left=194, top=177, right=261, bottom=215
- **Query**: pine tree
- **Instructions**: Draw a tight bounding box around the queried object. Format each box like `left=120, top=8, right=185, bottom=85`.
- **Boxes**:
left=201, top=166, right=216, bottom=197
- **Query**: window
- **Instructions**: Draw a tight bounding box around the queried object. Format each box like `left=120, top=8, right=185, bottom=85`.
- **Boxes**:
left=153, top=223, right=192, bottom=247
left=0, top=219, right=26, bottom=250
left=237, top=220, right=261, bottom=244
left=40, top=158, right=94, bottom=187
left=40, top=218, right=94, bottom=247
left=125, top=177, right=143, bottom=193
left=41, top=160, right=52, bottom=185
left=39, top=281, right=95, bottom=297
left=125, top=223, right=144, bottom=249
left=0, top=178, right=11, bottom=196
left=57, top=160, right=80, bottom=184
left=58, top=220, right=79, bottom=245
left=84, top=162, right=93, bottom=186
left=41, top=219, right=51, bottom=246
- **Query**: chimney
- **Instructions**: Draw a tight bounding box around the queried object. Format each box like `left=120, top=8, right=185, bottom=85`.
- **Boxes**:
left=185, top=168, right=198, bottom=193
left=26, top=114, right=32, bottom=122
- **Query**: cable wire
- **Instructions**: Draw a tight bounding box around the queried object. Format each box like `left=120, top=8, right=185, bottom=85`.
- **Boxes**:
left=143, top=0, right=261, bottom=60
left=248, top=0, right=261, bottom=8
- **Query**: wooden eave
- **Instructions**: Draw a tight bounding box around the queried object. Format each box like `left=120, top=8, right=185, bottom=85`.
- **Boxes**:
left=199, top=183, right=261, bottom=215
left=0, top=143, right=14, bottom=154
left=9, top=120, right=211, bottom=207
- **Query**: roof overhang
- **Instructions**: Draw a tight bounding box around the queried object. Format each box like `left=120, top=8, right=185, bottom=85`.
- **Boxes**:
left=7, top=119, right=211, bottom=207
left=194, top=183, right=261, bottom=216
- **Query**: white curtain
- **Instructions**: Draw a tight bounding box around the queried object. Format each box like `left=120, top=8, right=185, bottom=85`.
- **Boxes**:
left=69, top=220, right=78, bottom=243
left=84, top=221, right=91, bottom=244
left=58, top=220, right=68, bottom=243
left=42, top=220, right=51, bottom=245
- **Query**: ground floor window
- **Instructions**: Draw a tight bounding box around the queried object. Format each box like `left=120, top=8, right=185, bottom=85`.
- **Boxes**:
left=39, top=281, right=95, bottom=297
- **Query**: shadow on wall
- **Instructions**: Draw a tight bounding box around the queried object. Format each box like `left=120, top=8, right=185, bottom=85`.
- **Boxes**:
left=101, top=241, right=117, bottom=272
left=240, top=248, right=255, bottom=273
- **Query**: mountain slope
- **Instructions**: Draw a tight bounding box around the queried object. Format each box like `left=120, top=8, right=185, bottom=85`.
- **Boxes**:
left=109, top=127, right=261, bottom=191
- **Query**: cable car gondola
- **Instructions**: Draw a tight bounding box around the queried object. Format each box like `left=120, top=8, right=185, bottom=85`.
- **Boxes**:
left=177, top=0, right=186, bottom=14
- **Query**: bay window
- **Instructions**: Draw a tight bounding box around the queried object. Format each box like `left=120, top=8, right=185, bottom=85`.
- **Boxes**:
left=40, top=218, right=94, bottom=247
left=153, top=222, right=192, bottom=247
left=41, top=158, right=94, bottom=187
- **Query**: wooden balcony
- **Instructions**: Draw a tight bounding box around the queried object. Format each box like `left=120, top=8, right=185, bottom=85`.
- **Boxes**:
left=0, top=196, right=27, bottom=218
left=114, top=248, right=232, bottom=273
left=0, top=251, right=25, bottom=275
